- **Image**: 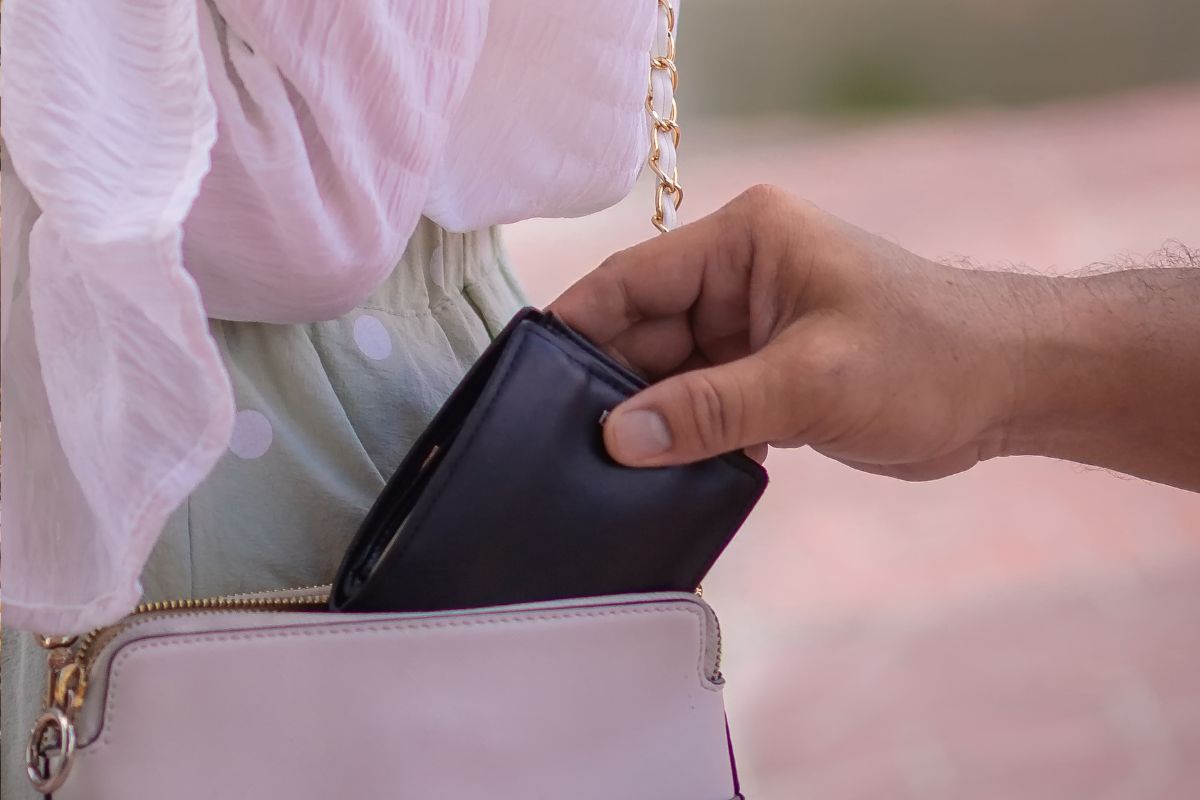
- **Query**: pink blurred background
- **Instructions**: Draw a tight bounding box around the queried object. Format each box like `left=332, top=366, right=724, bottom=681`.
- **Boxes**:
left=508, top=2, right=1200, bottom=795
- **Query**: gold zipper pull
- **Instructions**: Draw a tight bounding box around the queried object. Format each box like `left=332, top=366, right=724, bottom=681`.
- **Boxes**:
left=28, top=634, right=84, bottom=795
left=37, top=635, right=76, bottom=710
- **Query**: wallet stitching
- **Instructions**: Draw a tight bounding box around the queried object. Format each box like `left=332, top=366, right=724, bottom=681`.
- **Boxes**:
left=88, top=603, right=721, bottom=752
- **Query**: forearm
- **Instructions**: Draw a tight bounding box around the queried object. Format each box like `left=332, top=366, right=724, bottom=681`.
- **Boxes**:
left=1003, top=266, right=1200, bottom=490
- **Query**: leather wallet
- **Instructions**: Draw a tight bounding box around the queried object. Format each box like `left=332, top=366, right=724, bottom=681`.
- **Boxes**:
left=330, top=307, right=768, bottom=613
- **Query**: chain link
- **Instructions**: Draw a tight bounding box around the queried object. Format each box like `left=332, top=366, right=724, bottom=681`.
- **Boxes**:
left=647, top=0, right=682, bottom=233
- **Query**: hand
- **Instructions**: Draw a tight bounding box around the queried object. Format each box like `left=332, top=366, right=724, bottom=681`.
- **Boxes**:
left=552, top=186, right=1029, bottom=479
left=551, top=186, right=1200, bottom=488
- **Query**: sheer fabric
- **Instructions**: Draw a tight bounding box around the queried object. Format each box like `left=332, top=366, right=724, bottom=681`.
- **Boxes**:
left=0, top=0, right=658, bottom=633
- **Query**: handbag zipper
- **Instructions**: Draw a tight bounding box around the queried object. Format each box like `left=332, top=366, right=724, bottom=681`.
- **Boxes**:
left=73, top=585, right=333, bottom=672
left=73, top=585, right=721, bottom=679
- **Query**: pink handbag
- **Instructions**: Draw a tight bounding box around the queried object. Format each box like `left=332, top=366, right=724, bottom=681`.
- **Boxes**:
left=24, top=5, right=744, bottom=796
left=30, top=590, right=742, bottom=799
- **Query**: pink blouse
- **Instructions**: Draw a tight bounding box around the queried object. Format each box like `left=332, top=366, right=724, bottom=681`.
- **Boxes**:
left=0, top=0, right=663, bottom=634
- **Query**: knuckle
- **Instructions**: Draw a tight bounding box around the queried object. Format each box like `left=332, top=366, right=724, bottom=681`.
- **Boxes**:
left=727, top=185, right=813, bottom=267
left=594, top=249, right=639, bottom=315
left=737, top=183, right=789, bottom=213
left=683, top=373, right=740, bottom=454
left=734, top=184, right=812, bottom=223
left=798, top=327, right=860, bottom=399
left=596, top=248, right=630, bottom=276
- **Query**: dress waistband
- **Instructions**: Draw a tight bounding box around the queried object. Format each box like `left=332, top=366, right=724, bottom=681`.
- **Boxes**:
left=358, top=218, right=512, bottom=317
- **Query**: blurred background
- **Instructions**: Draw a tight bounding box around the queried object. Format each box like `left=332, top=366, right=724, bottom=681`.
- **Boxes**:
left=507, top=1, right=1200, bottom=797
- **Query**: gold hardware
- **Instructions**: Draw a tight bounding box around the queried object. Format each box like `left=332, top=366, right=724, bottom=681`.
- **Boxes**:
left=647, top=0, right=682, bottom=233
left=37, top=634, right=78, bottom=650
left=28, top=630, right=82, bottom=793
left=26, top=708, right=76, bottom=794
left=52, top=663, right=88, bottom=713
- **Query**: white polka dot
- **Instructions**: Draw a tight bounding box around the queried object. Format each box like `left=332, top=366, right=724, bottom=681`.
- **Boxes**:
left=229, top=409, right=273, bottom=460
left=353, top=314, right=392, bottom=360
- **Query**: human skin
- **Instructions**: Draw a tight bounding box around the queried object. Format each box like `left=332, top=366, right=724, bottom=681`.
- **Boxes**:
left=551, top=185, right=1200, bottom=491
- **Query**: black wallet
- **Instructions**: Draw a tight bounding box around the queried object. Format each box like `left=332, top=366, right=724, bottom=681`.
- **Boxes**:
left=330, top=307, right=768, bottom=613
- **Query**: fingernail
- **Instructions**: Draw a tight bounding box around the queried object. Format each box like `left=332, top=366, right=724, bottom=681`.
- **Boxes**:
left=610, top=409, right=672, bottom=461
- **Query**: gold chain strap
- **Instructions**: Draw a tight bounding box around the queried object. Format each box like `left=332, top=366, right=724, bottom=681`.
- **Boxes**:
left=647, top=0, right=682, bottom=233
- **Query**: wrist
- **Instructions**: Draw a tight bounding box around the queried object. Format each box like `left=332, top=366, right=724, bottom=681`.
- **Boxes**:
left=995, top=274, right=1112, bottom=458
left=926, top=268, right=1078, bottom=459
left=997, top=269, right=1200, bottom=471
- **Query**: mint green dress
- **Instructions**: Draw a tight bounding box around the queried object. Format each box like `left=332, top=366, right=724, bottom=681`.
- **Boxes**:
left=1, top=219, right=526, bottom=799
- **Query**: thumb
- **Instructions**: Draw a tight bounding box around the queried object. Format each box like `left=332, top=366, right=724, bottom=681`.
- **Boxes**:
left=604, top=351, right=794, bottom=467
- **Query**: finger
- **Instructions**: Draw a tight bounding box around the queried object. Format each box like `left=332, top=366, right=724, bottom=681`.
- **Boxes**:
left=549, top=202, right=754, bottom=345
left=604, top=318, right=752, bottom=382
left=609, top=314, right=697, bottom=379
left=603, top=342, right=802, bottom=467
left=744, top=444, right=769, bottom=464
left=675, top=350, right=714, bottom=374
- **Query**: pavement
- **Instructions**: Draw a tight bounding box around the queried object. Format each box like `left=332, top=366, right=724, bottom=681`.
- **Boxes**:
left=505, top=84, right=1200, bottom=799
